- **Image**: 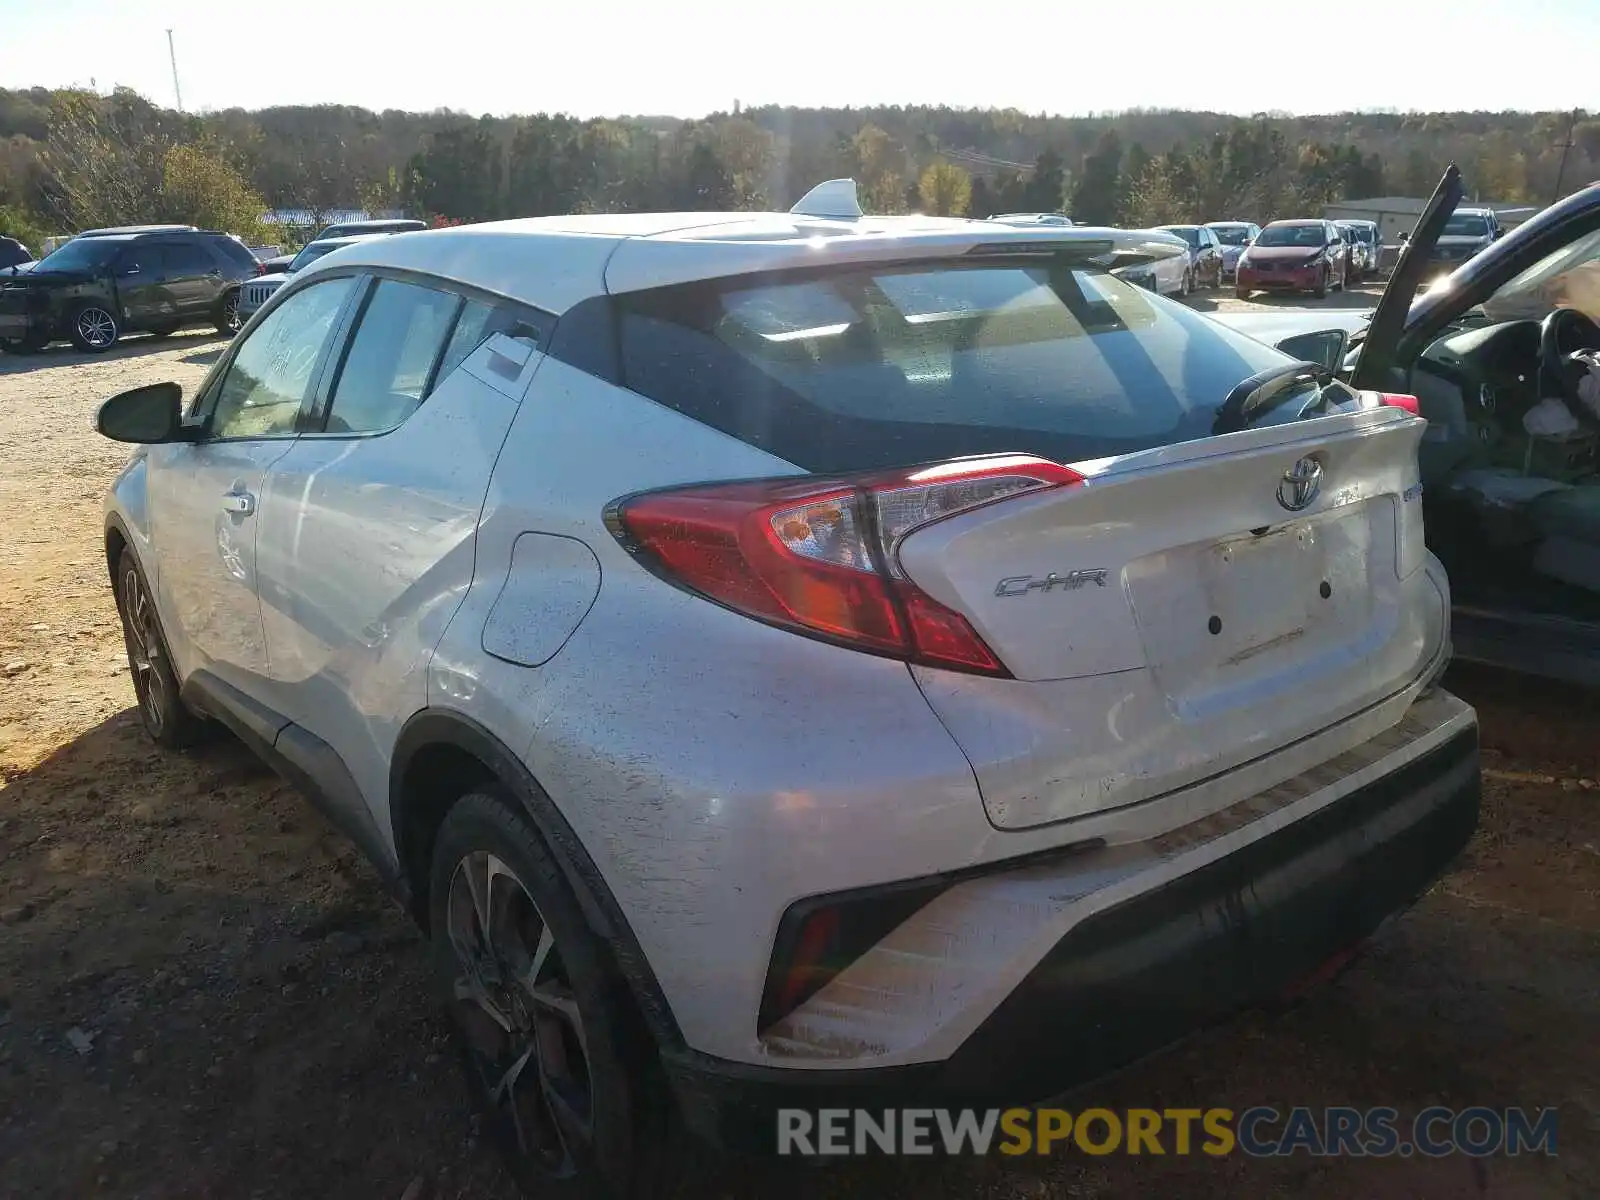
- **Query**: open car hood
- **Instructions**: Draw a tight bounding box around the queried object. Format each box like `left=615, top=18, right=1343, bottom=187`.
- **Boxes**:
left=1348, top=165, right=1465, bottom=388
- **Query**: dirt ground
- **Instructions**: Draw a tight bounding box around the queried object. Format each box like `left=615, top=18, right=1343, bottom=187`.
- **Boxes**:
left=1, top=311, right=1597, bottom=1200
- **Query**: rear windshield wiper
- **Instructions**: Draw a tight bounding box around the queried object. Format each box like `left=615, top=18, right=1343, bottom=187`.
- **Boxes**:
left=1213, top=362, right=1331, bottom=435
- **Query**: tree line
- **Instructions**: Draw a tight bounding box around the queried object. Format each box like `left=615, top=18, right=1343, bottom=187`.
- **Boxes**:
left=0, top=85, right=1594, bottom=250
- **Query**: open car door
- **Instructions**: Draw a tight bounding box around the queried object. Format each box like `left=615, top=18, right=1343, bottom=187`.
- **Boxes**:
left=1350, top=165, right=1464, bottom=390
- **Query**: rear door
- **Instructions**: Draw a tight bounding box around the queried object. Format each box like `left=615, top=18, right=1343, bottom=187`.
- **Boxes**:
left=253, top=279, right=546, bottom=813
left=158, top=238, right=224, bottom=317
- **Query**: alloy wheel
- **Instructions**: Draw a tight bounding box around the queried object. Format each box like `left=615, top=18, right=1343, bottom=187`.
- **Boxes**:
left=120, top=566, right=168, bottom=736
left=76, top=307, right=117, bottom=349
left=222, top=293, right=241, bottom=333
left=445, top=850, right=594, bottom=1178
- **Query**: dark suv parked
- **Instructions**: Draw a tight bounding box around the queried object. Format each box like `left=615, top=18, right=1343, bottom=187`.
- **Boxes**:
left=0, top=225, right=261, bottom=354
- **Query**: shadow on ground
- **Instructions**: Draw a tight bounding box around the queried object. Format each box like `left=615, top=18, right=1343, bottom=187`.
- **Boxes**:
left=0, top=697, right=1594, bottom=1198
left=0, top=331, right=228, bottom=376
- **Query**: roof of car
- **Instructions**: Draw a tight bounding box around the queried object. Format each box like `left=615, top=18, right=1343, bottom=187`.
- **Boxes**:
left=1204, top=220, right=1252, bottom=227
left=306, top=233, right=391, bottom=248
left=304, top=209, right=1185, bottom=315
left=77, top=224, right=200, bottom=238
left=1264, top=218, right=1326, bottom=227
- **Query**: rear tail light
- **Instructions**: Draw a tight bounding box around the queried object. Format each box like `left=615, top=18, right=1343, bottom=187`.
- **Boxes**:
left=1356, top=390, right=1421, bottom=417
left=608, top=454, right=1084, bottom=677
left=253, top=262, right=266, bottom=276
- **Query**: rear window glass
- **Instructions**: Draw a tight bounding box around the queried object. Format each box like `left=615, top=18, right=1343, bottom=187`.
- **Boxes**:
left=614, top=262, right=1291, bottom=473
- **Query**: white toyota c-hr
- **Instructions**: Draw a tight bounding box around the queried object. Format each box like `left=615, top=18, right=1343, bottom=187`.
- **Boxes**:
left=96, top=180, right=1480, bottom=1195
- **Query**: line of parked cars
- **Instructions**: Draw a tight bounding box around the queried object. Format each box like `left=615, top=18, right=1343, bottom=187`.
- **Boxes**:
left=0, top=217, right=426, bottom=354
left=1090, top=216, right=1384, bottom=300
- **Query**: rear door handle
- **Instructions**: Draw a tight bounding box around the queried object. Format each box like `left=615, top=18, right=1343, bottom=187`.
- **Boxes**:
left=221, top=491, right=256, bottom=515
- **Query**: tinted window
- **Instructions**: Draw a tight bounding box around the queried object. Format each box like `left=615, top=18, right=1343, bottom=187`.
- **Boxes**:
left=210, top=278, right=356, bottom=439
left=36, top=237, right=122, bottom=272
left=288, top=241, right=343, bottom=272
left=209, top=235, right=259, bottom=269
left=1207, top=225, right=1250, bottom=246
left=1255, top=224, right=1326, bottom=248
left=159, top=241, right=217, bottom=275
left=324, top=279, right=460, bottom=434
left=1443, top=213, right=1492, bottom=238
left=614, top=262, right=1291, bottom=473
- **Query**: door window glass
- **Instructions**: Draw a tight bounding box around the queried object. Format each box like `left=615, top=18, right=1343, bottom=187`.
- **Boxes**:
left=159, top=241, right=218, bottom=275
left=434, top=299, right=498, bottom=383
left=209, top=278, right=356, bottom=439
left=324, top=279, right=460, bottom=434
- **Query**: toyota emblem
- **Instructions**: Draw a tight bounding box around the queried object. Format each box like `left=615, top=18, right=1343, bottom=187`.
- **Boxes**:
left=1276, top=456, right=1323, bottom=511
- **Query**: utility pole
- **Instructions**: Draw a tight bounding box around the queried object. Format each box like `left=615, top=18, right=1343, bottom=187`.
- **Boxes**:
left=166, top=29, right=183, bottom=112
left=1551, top=109, right=1578, bottom=205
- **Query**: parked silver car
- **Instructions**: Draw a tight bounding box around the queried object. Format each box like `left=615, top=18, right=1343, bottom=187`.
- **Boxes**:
left=1204, top=220, right=1261, bottom=280
left=95, top=178, right=1479, bottom=1194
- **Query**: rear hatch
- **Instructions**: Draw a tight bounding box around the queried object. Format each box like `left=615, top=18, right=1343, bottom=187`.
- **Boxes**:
left=898, top=408, right=1435, bottom=828
left=600, top=250, right=1440, bottom=829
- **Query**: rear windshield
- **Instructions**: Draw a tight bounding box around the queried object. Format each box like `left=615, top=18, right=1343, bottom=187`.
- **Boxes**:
left=1208, top=225, right=1251, bottom=245
left=209, top=235, right=258, bottom=268
left=1443, top=213, right=1492, bottom=238
left=614, top=261, right=1292, bottom=473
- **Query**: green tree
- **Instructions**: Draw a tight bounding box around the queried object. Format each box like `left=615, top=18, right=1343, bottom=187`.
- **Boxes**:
left=159, top=143, right=268, bottom=239
left=968, top=175, right=995, bottom=218
left=1023, top=148, right=1067, bottom=212
left=1070, top=129, right=1122, bottom=225
left=1120, top=156, right=1184, bottom=227
left=918, top=160, right=972, bottom=216
left=40, top=89, right=167, bottom=229
left=0, top=203, right=47, bottom=253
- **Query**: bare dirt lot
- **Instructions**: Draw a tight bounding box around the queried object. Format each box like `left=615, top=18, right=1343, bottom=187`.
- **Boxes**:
left=1, top=313, right=1598, bottom=1200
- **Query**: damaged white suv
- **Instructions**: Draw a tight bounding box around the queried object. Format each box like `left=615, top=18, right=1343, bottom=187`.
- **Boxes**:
left=96, top=180, right=1479, bottom=1194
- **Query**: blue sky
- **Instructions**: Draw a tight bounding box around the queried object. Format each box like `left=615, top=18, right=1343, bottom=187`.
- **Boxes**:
left=1, top=0, right=1594, bottom=118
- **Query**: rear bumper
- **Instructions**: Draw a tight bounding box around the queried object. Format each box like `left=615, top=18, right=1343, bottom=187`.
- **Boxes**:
left=664, top=699, right=1480, bottom=1153
left=1237, top=266, right=1321, bottom=290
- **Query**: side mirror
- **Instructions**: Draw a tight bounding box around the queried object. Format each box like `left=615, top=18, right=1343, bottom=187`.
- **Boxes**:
left=96, top=382, right=188, bottom=443
left=1275, top=328, right=1350, bottom=375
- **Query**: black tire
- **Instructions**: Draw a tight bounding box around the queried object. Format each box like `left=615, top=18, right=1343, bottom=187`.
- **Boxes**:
left=1181, top=267, right=1193, bottom=297
left=213, top=290, right=241, bottom=335
left=115, top=548, right=206, bottom=749
left=1313, top=267, right=1329, bottom=300
left=68, top=303, right=120, bottom=352
left=428, top=789, right=667, bottom=1199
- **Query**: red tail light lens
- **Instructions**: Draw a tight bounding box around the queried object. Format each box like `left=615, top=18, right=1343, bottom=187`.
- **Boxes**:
left=1376, top=392, right=1420, bottom=416
left=609, top=455, right=1083, bottom=677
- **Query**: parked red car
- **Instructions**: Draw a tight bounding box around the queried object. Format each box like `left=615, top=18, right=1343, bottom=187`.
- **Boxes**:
left=1235, top=219, right=1349, bottom=299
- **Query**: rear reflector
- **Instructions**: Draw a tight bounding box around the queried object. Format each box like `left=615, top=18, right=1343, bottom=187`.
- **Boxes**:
left=608, top=455, right=1084, bottom=676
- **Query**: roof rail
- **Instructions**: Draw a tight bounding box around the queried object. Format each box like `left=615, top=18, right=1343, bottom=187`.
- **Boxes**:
left=789, top=179, right=863, bottom=220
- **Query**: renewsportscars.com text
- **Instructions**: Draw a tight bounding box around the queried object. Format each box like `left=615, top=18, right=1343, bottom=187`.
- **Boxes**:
left=776, top=1106, right=1558, bottom=1158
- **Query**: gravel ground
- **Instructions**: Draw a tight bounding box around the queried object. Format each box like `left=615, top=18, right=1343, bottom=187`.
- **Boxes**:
left=0, top=310, right=1596, bottom=1200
